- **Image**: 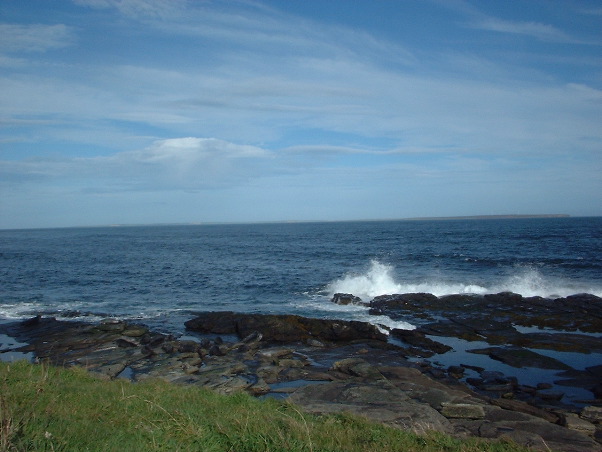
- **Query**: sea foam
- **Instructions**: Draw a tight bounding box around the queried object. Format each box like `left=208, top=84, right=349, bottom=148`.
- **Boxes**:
left=326, top=260, right=488, bottom=300
left=327, top=260, right=602, bottom=300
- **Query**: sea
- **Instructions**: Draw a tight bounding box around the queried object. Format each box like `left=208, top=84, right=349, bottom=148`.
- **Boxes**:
left=1, top=216, right=601, bottom=336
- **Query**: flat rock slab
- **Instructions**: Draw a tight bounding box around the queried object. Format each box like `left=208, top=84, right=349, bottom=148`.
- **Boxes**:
left=288, top=379, right=455, bottom=434
left=185, top=311, right=387, bottom=343
left=369, top=292, right=602, bottom=333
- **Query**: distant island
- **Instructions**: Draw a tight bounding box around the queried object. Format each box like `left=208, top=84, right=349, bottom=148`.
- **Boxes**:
left=63, top=214, right=572, bottom=230
left=402, top=214, right=570, bottom=221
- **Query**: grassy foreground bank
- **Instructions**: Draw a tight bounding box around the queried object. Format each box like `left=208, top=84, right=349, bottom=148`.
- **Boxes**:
left=1, top=361, right=526, bottom=452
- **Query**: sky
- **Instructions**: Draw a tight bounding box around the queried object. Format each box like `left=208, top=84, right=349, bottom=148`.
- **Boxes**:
left=1, top=0, right=601, bottom=229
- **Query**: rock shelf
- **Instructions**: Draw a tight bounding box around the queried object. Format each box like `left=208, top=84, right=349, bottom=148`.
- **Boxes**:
left=1, top=295, right=602, bottom=451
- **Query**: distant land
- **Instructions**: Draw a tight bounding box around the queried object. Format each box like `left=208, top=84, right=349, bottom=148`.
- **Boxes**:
left=11, top=214, right=573, bottom=230
left=103, top=214, right=572, bottom=227
left=401, top=214, right=570, bottom=221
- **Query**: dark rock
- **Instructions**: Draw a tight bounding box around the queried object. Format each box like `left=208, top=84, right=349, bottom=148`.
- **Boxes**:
left=140, top=333, right=167, bottom=347
left=491, top=398, right=560, bottom=424
left=141, top=345, right=155, bottom=356
left=122, top=325, right=148, bottom=337
left=517, top=384, right=537, bottom=395
left=514, top=332, right=602, bottom=354
left=562, top=413, right=597, bottom=436
left=96, top=320, right=126, bottom=333
left=116, top=338, right=137, bottom=348
left=461, top=364, right=485, bottom=373
left=185, top=313, right=239, bottom=335
left=417, top=321, right=483, bottom=342
left=208, top=344, right=228, bottom=356
left=468, top=346, right=573, bottom=370
left=331, top=293, right=367, bottom=306
left=536, top=390, right=565, bottom=401
left=440, top=402, right=485, bottom=419
left=369, top=293, right=439, bottom=313
left=21, top=315, right=42, bottom=327
left=581, top=406, right=602, bottom=423
left=288, top=379, right=454, bottom=434
left=587, top=365, right=602, bottom=379
left=391, top=329, right=452, bottom=354
left=185, top=312, right=387, bottom=343
left=161, top=342, right=175, bottom=354
left=483, top=292, right=523, bottom=304
left=177, top=340, right=200, bottom=353
left=481, top=383, right=515, bottom=393
left=307, top=338, right=325, bottom=347
left=241, top=331, right=262, bottom=343
left=427, top=368, right=447, bottom=379
left=330, top=358, right=384, bottom=380
left=466, top=377, right=484, bottom=387
left=448, top=366, right=465, bottom=379
left=199, top=338, right=212, bottom=348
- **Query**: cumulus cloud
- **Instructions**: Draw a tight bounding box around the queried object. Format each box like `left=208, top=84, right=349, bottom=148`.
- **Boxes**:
left=110, top=138, right=273, bottom=188
left=0, top=138, right=273, bottom=190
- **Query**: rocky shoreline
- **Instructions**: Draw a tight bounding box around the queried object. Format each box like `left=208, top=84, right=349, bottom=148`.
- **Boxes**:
left=1, top=291, right=602, bottom=451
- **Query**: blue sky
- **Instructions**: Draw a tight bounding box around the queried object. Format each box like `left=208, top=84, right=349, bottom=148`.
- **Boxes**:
left=1, top=0, right=601, bottom=229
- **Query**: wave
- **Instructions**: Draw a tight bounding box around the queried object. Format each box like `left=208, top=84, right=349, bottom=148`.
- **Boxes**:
left=326, top=260, right=602, bottom=300
left=297, top=295, right=416, bottom=331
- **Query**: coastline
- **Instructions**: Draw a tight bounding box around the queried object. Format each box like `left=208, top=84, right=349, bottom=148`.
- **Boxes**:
left=2, top=291, right=602, bottom=451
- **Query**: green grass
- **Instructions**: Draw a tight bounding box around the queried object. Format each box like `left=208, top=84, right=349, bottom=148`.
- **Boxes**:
left=0, top=361, right=527, bottom=452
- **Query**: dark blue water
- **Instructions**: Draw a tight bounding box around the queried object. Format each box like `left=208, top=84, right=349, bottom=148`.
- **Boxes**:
left=1, top=217, right=601, bottom=334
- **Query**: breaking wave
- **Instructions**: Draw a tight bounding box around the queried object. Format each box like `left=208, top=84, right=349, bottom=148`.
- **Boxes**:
left=327, top=260, right=602, bottom=301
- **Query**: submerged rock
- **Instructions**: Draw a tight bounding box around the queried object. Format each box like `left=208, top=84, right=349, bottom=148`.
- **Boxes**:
left=468, top=346, right=573, bottom=370
left=390, top=328, right=452, bottom=355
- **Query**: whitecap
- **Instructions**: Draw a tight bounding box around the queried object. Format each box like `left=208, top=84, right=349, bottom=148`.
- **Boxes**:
left=326, top=260, right=489, bottom=300
left=326, top=259, right=602, bottom=300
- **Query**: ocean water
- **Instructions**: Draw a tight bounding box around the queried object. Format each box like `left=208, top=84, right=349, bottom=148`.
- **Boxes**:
left=1, top=217, right=601, bottom=335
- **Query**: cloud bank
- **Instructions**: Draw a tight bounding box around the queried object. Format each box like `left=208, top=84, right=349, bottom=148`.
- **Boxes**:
left=0, top=0, right=601, bottom=228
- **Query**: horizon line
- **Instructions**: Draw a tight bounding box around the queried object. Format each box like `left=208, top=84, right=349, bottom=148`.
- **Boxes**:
left=0, top=214, right=584, bottom=231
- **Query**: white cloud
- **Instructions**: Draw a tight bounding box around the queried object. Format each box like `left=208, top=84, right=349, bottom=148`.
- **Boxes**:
left=72, top=0, right=188, bottom=19
left=1, top=0, right=601, bottom=227
left=0, top=137, right=273, bottom=190
left=472, top=18, right=574, bottom=42
left=0, top=23, right=74, bottom=53
left=444, top=0, right=598, bottom=45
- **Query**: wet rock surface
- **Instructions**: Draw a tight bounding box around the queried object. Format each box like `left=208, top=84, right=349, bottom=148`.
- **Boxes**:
left=2, top=305, right=602, bottom=451
left=367, top=292, right=602, bottom=405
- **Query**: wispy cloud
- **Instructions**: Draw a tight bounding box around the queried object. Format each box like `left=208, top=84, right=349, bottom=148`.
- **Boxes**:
left=471, top=17, right=592, bottom=44
left=441, top=0, right=599, bottom=45
left=579, top=7, right=602, bottom=16
left=0, top=0, right=600, bottom=227
left=0, top=23, right=75, bottom=53
left=72, top=0, right=188, bottom=19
